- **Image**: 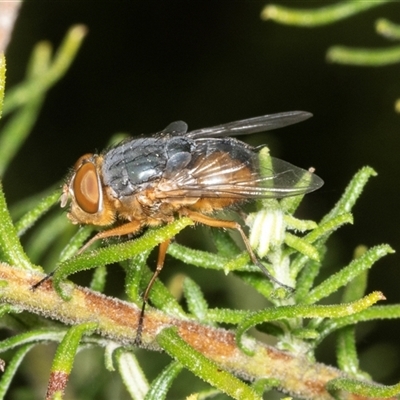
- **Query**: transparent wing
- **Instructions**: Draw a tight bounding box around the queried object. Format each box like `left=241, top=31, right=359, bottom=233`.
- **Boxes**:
left=158, top=152, right=323, bottom=200
left=186, top=111, right=312, bottom=139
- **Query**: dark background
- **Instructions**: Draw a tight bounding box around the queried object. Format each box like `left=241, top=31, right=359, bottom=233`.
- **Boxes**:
left=3, top=0, right=400, bottom=394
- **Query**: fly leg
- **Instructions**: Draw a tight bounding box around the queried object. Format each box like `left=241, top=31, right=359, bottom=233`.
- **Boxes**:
left=80, top=222, right=170, bottom=345
left=135, top=239, right=170, bottom=345
left=77, top=220, right=143, bottom=254
left=32, top=220, right=142, bottom=289
left=181, top=210, right=293, bottom=291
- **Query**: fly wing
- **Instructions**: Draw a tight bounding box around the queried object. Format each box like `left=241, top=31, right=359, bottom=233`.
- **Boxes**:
left=186, top=111, right=312, bottom=139
left=157, top=151, right=323, bottom=200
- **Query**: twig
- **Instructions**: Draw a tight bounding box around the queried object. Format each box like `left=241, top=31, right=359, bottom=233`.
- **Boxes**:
left=0, top=262, right=394, bottom=400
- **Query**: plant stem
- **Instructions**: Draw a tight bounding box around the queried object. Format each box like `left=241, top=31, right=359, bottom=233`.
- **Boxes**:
left=0, top=263, right=395, bottom=400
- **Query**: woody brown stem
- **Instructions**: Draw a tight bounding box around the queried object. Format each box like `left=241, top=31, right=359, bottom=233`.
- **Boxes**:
left=0, top=262, right=393, bottom=400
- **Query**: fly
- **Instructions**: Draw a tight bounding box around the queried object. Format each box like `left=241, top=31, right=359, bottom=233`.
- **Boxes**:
left=49, top=111, right=324, bottom=342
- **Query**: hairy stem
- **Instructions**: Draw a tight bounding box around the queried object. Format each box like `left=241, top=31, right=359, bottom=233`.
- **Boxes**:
left=0, top=263, right=394, bottom=400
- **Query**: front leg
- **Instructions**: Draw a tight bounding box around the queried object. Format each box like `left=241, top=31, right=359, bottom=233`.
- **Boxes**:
left=78, top=219, right=143, bottom=254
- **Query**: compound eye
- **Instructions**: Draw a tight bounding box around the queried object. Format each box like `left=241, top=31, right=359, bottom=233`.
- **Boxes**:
left=73, top=162, right=100, bottom=214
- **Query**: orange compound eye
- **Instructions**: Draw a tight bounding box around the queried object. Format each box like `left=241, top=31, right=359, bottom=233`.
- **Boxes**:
left=72, top=162, right=101, bottom=214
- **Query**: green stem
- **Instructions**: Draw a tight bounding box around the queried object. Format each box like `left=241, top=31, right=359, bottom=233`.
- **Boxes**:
left=327, top=45, right=400, bottom=66
left=261, top=0, right=390, bottom=27
left=376, top=18, right=400, bottom=40
left=0, top=183, right=36, bottom=270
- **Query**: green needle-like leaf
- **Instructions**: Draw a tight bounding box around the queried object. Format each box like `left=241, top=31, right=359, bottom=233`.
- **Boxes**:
left=51, top=323, right=97, bottom=374
left=48, top=323, right=97, bottom=399
left=327, top=377, right=400, bottom=398
left=183, top=277, right=209, bottom=322
left=327, top=45, right=400, bottom=66
left=14, top=189, right=61, bottom=236
left=157, top=327, right=260, bottom=400
left=336, top=325, right=371, bottom=380
left=115, top=349, right=149, bottom=400
left=320, top=166, right=376, bottom=225
left=90, top=265, right=108, bottom=293
left=261, top=1, right=390, bottom=27
left=145, top=361, right=183, bottom=400
left=0, top=343, right=35, bottom=398
left=318, top=304, right=400, bottom=344
left=123, top=251, right=151, bottom=303
left=0, top=183, right=36, bottom=270
left=236, top=292, right=385, bottom=355
left=284, top=232, right=320, bottom=262
left=305, top=245, right=394, bottom=305
left=376, top=18, right=400, bottom=40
